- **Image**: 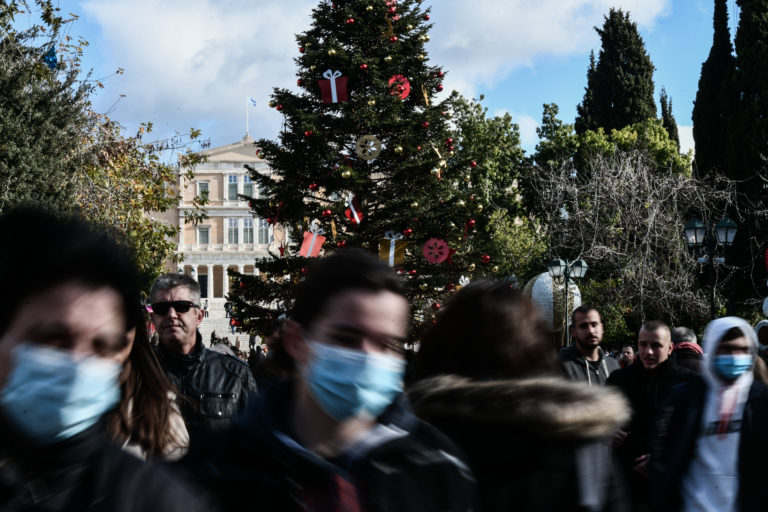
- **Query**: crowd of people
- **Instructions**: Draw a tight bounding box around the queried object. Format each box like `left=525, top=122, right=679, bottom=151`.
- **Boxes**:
left=1, top=206, right=766, bottom=511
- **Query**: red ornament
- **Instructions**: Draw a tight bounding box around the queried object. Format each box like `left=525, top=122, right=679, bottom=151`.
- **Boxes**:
left=388, top=6, right=397, bottom=13
left=299, top=47, right=305, bottom=53
left=390, top=35, right=398, bottom=42
left=422, top=238, right=450, bottom=264
left=322, top=209, right=332, bottom=217
left=424, top=14, right=430, bottom=20
left=481, top=254, right=491, bottom=264
left=436, top=84, right=444, bottom=92
left=445, top=283, right=455, bottom=291
left=467, top=219, right=476, bottom=229
left=239, top=281, right=246, bottom=288
left=248, top=201, right=254, bottom=208
left=275, top=104, right=283, bottom=111
left=421, top=121, right=430, bottom=128
left=432, top=302, right=441, bottom=311
left=437, top=71, right=444, bottom=78
left=346, top=17, right=355, bottom=24
left=416, top=145, right=422, bottom=151
left=337, top=241, right=347, bottom=248
left=389, top=75, right=411, bottom=99
left=308, top=183, right=318, bottom=191
left=409, top=269, right=418, bottom=275
left=304, top=130, right=313, bottom=137
left=297, top=78, right=303, bottom=86
left=470, top=160, right=477, bottom=168
left=403, top=228, right=413, bottom=236
left=359, top=63, right=368, bottom=70
left=447, top=145, right=454, bottom=152
left=446, top=137, right=453, bottom=144
left=301, top=267, right=309, bottom=274
left=266, top=217, right=275, bottom=225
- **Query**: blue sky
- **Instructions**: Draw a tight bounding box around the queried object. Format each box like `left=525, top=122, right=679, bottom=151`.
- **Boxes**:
left=48, top=0, right=736, bottom=155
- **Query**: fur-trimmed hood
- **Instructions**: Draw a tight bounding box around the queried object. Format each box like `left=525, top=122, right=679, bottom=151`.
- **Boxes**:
left=408, top=374, right=629, bottom=442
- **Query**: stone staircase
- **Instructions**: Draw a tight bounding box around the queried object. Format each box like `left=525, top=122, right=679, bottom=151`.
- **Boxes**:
left=197, top=298, right=252, bottom=348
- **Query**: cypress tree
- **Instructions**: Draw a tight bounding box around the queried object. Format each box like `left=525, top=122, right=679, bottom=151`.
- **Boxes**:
left=660, top=88, right=680, bottom=149
left=575, top=9, right=656, bottom=135
left=692, top=0, right=734, bottom=179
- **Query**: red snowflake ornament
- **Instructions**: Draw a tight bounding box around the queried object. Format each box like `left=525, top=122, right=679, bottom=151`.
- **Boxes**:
left=422, top=238, right=450, bottom=264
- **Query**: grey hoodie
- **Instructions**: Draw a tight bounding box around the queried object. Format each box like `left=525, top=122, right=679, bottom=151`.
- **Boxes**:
left=559, top=345, right=620, bottom=386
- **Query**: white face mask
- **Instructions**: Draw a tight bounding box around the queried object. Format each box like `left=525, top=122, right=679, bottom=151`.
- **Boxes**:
left=0, top=343, right=121, bottom=444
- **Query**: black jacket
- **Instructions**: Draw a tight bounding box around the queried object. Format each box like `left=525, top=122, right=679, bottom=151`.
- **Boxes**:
left=155, top=332, right=257, bottom=445
left=0, top=413, right=211, bottom=511
left=408, top=375, right=631, bottom=512
left=180, top=380, right=477, bottom=511
left=651, top=376, right=768, bottom=512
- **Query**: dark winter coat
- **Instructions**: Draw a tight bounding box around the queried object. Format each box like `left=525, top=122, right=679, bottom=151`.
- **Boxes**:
left=651, top=376, right=768, bottom=512
left=408, top=375, right=631, bottom=512
left=560, top=346, right=620, bottom=386
left=180, top=380, right=477, bottom=511
left=0, top=413, right=212, bottom=511
left=154, top=331, right=258, bottom=445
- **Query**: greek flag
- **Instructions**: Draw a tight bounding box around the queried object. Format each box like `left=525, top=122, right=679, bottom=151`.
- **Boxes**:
left=248, top=97, right=258, bottom=107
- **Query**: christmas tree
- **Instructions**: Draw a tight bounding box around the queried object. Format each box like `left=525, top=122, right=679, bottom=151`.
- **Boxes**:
left=230, top=0, right=510, bottom=339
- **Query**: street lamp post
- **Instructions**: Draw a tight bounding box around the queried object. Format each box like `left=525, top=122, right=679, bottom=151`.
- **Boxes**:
left=547, top=258, right=588, bottom=346
left=683, top=216, right=738, bottom=320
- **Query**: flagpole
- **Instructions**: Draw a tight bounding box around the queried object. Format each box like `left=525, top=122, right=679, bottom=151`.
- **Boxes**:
left=245, top=97, right=249, bottom=136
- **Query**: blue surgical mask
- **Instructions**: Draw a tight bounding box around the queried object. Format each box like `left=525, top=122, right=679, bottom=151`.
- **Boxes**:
left=0, top=343, right=121, bottom=444
left=303, top=341, right=405, bottom=421
left=713, top=354, right=753, bottom=382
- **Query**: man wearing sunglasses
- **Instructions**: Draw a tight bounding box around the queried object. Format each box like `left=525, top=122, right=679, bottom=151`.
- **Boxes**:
left=150, top=274, right=257, bottom=444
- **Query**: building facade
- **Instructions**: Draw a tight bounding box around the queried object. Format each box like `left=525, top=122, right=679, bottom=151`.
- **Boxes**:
left=176, top=134, right=270, bottom=300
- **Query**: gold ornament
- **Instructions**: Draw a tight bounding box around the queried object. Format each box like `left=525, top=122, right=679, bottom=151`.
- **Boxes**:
left=328, top=48, right=337, bottom=56
left=394, top=146, right=403, bottom=154
left=449, top=151, right=455, bottom=157
left=419, top=35, right=426, bottom=42
left=268, top=100, right=276, bottom=108
left=384, top=55, right=393, bottom=63
left=456, top=199, right=466, bottom=207
left=310, top=65, right=316, bottom=71
left=474, top=204, right=483, bottom=213
left=430, top=168, right=440, bottom=176
left=406, top=24, right=414, bottom=30
left=424, top=35, right=430, bottom=42
left=468, top=263, right=476, bottom=272
left=419, top=283, right=429, bottom=291
left=366, top=5, right=373, bottom=11
left=417, top=54, right=426, bottom=61
left=410, top=201, right=419, bottom=209
left=492, top=265, right=499, bottom=273
left=368, top=99, right=376, bottom=106
left=341, top=169, right=353, bottom=179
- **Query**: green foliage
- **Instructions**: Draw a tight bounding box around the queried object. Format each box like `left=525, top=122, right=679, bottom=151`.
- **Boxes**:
left=579, top=279, right=634, bottom=347
left=228, top=1, right=526, bottom=338
left=533, top=103, right=579, bottom=170
left=0, top=0, right=93, bottom=212
left=575, top=9, right=657, bottom=135
left=692, top=0, right=734, bottom=178
left=659, top=88, right=680, bottom=148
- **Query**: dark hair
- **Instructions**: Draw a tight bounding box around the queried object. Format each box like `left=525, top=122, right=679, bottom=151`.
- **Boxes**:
left=0, top=207, right=142, bottom=334
left=641, top=320, right=670, bottom=333
left=291, top=249, right=405, bottom=329
left=105, top=308, right=185, bottom=458
left=621, top=343, right=635, bottom=352
left=414, top=280, right=558, bottom=380
left=720, top=326, right=747, bottom=343
left=571, top=304, right=601, bottom=325
left=149, top=273, right=201, bottom=304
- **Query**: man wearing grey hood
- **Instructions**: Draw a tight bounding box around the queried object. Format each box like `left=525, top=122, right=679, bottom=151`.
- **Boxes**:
left=651, top=317, right=768, bottom=512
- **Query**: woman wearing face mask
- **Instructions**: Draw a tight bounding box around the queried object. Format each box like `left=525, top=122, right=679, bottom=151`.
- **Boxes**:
left=651, top=317, right=768, bottom=512
left=104, top=308, right=189, bottom=460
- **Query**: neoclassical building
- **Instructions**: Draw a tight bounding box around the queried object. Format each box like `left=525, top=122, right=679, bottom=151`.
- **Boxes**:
left=175, top=134, right=270, bottom=299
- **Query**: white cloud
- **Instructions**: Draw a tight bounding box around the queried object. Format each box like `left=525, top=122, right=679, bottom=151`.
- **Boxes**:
left=678, top=125, right=694, bottom=154
left=78, top=0, right=671, bottom=147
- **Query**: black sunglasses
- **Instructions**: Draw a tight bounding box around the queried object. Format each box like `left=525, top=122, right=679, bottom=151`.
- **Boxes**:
left=151, top=301, right=200, bottom=315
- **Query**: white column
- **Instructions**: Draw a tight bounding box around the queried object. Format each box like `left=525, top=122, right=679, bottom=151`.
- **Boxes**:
left=206, top=265, right=213, bottom=299
left=238, top=218, right=243, bottom=248
left=191, top=264, right=198, bottom=282
left=238, top=264, right=244, bottom=276
left=179, top=214, right=185, bottom=245
left=222, top=265, right=229, bottom=297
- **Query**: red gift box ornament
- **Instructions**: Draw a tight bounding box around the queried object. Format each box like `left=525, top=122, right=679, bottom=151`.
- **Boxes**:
left=318, top=69, right=349, bottom=103
left=389, top=75, right=411, bottom=100
left=422, top=238, right=450, bottom=264
left=299, top=223, right=326, bottom=257
left=344, top=192, right=364, bottom=225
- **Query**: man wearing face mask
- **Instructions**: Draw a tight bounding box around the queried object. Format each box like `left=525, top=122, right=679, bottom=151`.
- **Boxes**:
left=651, top=317, right=768, bottom=512
left=182, top=249, right=476, bottom=511
left=0, top=208, right=212, bottom=511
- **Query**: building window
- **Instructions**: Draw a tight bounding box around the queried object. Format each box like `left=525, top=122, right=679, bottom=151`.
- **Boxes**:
left=243, top=217, right=254, bottom=244
left=228, top=175, right=239, bottom=200
left=197, top=181, right=209, bottom=199
left=197, top=226, right=210, bottom=245
left=227, top=218, right=239, bottom=244
left=243, top=175, right=253, bottom=198
left=257, top=218, right=269, bottom=245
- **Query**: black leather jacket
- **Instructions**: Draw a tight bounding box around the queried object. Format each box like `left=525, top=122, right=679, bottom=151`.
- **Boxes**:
left=155, top=332, right=258, bottom=444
